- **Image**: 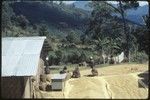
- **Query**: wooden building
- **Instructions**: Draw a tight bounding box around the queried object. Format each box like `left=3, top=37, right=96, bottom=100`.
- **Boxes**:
left=1, top=36, right=51, bottom=98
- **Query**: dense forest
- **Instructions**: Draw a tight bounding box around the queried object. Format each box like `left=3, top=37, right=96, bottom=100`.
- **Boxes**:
left=2, top=1, right=149, bottom=65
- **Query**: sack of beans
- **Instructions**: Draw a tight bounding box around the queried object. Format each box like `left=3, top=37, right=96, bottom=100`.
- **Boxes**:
left=40, top=74, right=47, bottom=82
left=66, top=72, right=71, bottom=80
left=46, top=74, right=51, bottom=82
left=39, top=82, right=47, bottom=91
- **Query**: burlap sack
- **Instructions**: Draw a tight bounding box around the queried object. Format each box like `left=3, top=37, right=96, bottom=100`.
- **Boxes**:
left=39, top=82, right=47, bottom=91
left=46, top=74, right=51, bottom=83
left=40, top=74, right=47, bottom=82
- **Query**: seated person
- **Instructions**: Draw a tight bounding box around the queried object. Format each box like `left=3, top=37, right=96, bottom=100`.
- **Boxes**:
left=60, top=66, right=67, bottom=74
left=91, top=68, right=98, bottom=76
left=72, top=66, right=81, bottom=78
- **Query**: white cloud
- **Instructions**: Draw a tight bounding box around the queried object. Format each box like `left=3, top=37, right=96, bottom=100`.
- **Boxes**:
left=138, top=1, right=148, bottom=6
left=62, top=1, right=148, bottom=6
left=107, top=1, right=148, bottom=6
left=63, top=1, right=76, bottom=4
left=107, top=1, right=118, bottom=4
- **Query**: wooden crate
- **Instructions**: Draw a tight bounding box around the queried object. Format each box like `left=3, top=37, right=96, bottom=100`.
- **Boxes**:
left=51, top=74, right=67, bottom=91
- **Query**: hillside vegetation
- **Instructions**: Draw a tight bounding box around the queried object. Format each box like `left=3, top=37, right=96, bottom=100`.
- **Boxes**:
left=2, top=1, right=149, bottom=65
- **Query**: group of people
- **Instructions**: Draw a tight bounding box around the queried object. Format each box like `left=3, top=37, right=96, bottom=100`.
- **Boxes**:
left=59, top=56, right=98, bottom=78
left=59, top=65, right=81, bottom=78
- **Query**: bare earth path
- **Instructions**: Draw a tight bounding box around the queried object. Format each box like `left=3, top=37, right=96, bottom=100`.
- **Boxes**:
left=36, top=63, right=148, bottom=99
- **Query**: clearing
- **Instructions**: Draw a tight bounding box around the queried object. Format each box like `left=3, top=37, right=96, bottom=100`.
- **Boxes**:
left=35, top=63, right=149, bottom=99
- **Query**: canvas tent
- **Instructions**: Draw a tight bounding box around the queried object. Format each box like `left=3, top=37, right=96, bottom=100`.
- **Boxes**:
left=1, top=36, right=47, bottom=98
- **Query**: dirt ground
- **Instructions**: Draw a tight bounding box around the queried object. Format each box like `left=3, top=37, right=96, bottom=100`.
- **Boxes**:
left=36, top=63, right=149, bottom=99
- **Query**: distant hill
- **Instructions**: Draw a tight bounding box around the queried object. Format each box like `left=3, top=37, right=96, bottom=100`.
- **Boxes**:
left=73, top=1, right=148, bottom=25
left=11, top=2, right=90, bottom=38
left=73, top=1, right=92, bottom=11
left=8, top=1, right=148, bottom=38
left=125, top=5, right=149, bottom=25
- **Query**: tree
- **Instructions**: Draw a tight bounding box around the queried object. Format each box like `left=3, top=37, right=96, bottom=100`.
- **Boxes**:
left=55, top=50, right=63, bottom=64
left=2, top=1, right=14, bottom=35
left=66, top=32, right=74, bottom=43
left=86, top=1, right=140, bottom=62
left=16, top=15, right=29, bottom=29
left=94, top=37, right=109, bottom=52
left=66, top=31, right=80, bottom=44
left=79, top=51, right=87, bottom=62
left=86, top=1, right=123, bottom=55
left=48, top=52, right=57, bottom=65
left=80, top=34, right=87, bottom=44
left=59, top=1, right=63, bottom=5
left=106, top=1, right=139, bottom=62
left=142, top=14, right=149, bottom=55
left=71, top=3, right=75, bottom=8
left=39, top=24, right=49, bottom=36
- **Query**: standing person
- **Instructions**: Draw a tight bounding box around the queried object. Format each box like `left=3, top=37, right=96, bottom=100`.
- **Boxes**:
left=45, top=56, right=50, bottom=74
left=89, top=56, right=95, bottom=69
left=89, top=57, right=98, bottom=76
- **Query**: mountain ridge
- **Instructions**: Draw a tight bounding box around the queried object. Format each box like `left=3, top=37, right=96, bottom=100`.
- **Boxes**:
left=73, top=1, right=148, bottom=25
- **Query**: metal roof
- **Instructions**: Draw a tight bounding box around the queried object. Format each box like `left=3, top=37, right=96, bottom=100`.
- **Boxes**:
left=2, top=36, right=46, bottom=77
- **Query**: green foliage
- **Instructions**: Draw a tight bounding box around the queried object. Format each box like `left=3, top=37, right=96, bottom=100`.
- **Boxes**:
left=131, top=51, right=148, bottom=63
left=80, top=34, right=89, bottom=44
left=47, top=46, right=96, bottom=65
left=79, top=51, right=87, bottom=62
left=48, top=51, right=57, bottom=65
left=66, top=31, right=81, bottom=44
left=86, top=1, right=123, bottom=57
left=16, top=15, right=29, bottom=29
left=2, top=1, right=148, bottom=65
left=2, top=1, right=88, bottom=38
left=2, top=2, right=14, bottom=33
left=39, top=24, right=49, bottom=36
left=85, top=1, right=142, bottom=62
left=11, top=1, right=88, bottom=31
left=66, top=31, right=75, bottom=43
left=55, top=50, right=63, bottom=64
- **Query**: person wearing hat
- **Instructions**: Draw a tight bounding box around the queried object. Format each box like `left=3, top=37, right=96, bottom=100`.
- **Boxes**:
left=89, top=56, right=95, bottom=69
left=45, top=56, right=50, bottom=74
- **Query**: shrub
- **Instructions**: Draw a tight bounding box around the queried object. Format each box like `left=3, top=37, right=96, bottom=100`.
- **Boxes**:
left=55, top=50, right=63, bottom=65
left=94, top=56, right=104, bottom=64
left=79, top=51, right=88, bottom=62
left=69, top=50, right=81, bottom=64
left=16, top=15, right=29, bottom=29
left=131, top=51, right=148, bottom=63
left=48, top=52, right=57, bottom=65
left=66, top=31, right=81, bottom=44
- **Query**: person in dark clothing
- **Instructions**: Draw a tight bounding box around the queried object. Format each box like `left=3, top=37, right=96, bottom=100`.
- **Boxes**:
left=91, top=68, right=98, bottom=76
left=60, top=66, right=67, bottom=74
left=89, top=57, right=95, bottom=68
left=63, top=66, right=67, bottom=70
left=45, top=56, right=50, bottom=74
left=72, top=66, right=81, bottom=78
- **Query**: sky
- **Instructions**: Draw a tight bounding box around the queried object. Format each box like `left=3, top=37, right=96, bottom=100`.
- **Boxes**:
left=63, top=1, right=148, bottom=6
